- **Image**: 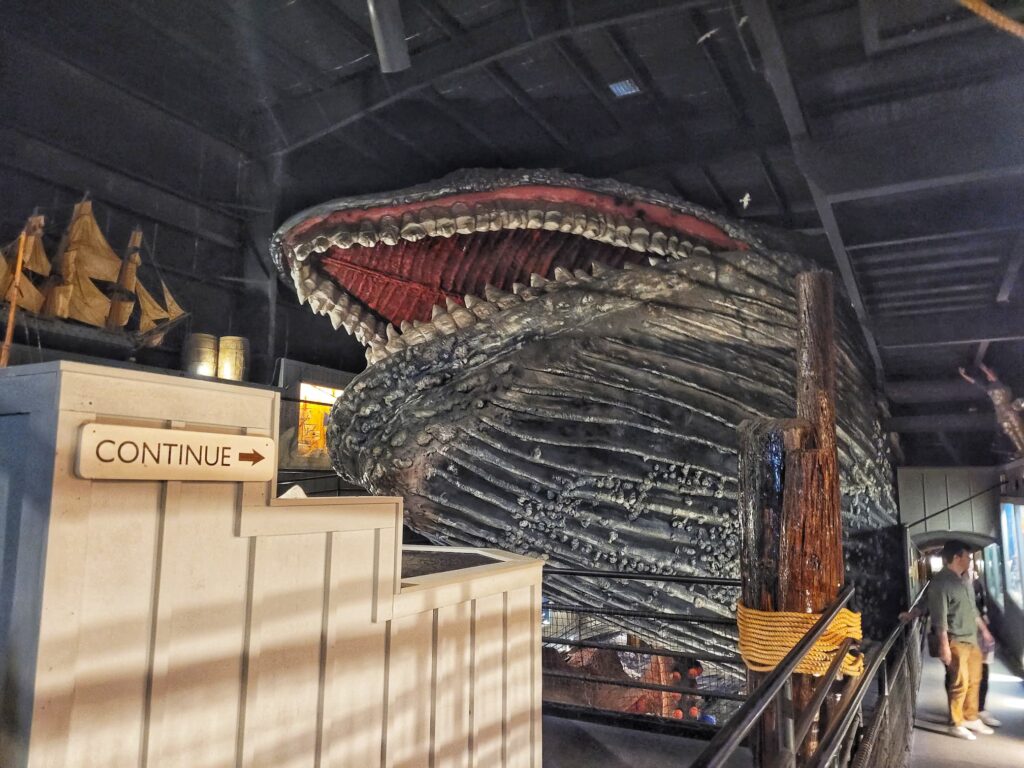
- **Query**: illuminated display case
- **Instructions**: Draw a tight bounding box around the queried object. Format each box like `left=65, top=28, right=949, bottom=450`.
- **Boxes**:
left=276, top=358, right=354, bottom=471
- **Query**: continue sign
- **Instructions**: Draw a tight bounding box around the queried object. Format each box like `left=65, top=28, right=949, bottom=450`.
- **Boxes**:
left=77, top=424, right=276, bottom=482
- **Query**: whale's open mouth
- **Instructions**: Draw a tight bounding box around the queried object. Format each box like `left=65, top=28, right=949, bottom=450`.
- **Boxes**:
left=272, top=169, right=756, bottom=363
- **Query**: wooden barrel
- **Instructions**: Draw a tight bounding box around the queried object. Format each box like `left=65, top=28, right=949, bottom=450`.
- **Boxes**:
left=181, top=333, right=218, bottom=377
left=217, top=336, right=249, bottom=381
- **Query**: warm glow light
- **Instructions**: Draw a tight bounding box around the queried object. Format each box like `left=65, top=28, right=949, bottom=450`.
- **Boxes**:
left=297, top=382, right=343, bottom=457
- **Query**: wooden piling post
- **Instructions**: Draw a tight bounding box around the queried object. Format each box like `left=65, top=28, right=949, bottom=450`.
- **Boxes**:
left=737, top=271, right=845, bottom=765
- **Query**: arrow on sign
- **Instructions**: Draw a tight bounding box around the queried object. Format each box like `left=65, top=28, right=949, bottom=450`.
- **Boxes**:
left=239, top=450, right=265, bottom=465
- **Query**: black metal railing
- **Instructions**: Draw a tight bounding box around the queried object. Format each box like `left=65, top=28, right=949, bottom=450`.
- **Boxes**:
left=540, top=566, right=745, bottom=732
left=690, top=585, right=857, bottom=768
left=690, top=583, right=929, bottom=768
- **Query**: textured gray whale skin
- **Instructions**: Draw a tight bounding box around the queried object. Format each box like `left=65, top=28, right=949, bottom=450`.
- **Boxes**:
left=274, top=169, right=898, bottom=657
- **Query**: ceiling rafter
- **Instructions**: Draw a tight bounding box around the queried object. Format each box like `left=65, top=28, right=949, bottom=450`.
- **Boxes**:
left=251, top=0, right=711, bottom=156
left=877, top=306, right=1024, bottom=349
left=484, top=63, right=570, bottom=150
left=741, top=0, right=884, bottom=383
left=603, top=26, right=670, bottom=120
left=552, top=37, right=631, bottom=133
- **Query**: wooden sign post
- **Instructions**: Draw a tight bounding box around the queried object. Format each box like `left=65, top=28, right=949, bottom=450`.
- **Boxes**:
left=738, top=272, right=845, bottom=765
left=77, top=424, right=276, bottom=482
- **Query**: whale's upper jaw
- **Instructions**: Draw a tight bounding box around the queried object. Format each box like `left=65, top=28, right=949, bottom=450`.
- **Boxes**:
left=271, top=168, right=757, bottom=362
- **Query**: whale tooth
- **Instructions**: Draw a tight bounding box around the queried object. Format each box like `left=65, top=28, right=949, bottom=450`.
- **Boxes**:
left=420, top=214, right=438, bottom=237
left=402, top=327, right=427, bottom=346
left=432, top=313, right=458, bottom=334
left=692, top=244, right=711, bottom=257
left=629, top=227, right=650, bottom=252
left=368, top=339, right=386, bottom=362
left=590, top=262, right=609, bottom=276
left=464, top=294, right=483, bottom=308
left=431, top=304, right=446, bottom=320
left=526, top=209, right=545, bottom=229
left=400, top=320, right=412, bottom=333
left=484, top=284, right=507, bottom=302
left=648, top=256, right=662, bottom=266
left=379, top=216, right=400, bottom=246
left=386, top=323, right=400, bottom=342
left=385, top=336, right=407, bottom=354
left=666, top=235, right=679, bottom=256
left=332, top=228, right=355, bottom=248
left=649, top=231, right=668, bottom=256
left=614, top=221, right=633, bottom=248
left=452, top=206, right=475, bottom=234
left=400, top=212, right=427, bottom=241
left=573, top=269, right=591, bottom=280
left=294, top=242, right=312, bottom=261
left=450, top=307, right=477, bottom=329
left=342, top=317, right=358, bottom=335
left=553, top=266, right=573, bottom=282
left=583, top=215, right=604, bottom=239
left=529, top=273, right=548, bottom=288
left=434, top=216, right=456, bottom=238
left=357, top=220, right=377, bottom=248
left=542, top=210, right=562, bottom=231
left=312, top=235, right=331, bottom=252
left=329, top=312, right=345, bottom=330
left=571, top=209, right=588, bottom=235
left=512, top=282, right=528, bottom=295
left=445, top=297, right=461, bottom=312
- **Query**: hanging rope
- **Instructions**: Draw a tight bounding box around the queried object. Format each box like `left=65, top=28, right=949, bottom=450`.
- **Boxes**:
left=958, top=0, right=1024, bottom=39
left=736, top=602, right=864, bottom=677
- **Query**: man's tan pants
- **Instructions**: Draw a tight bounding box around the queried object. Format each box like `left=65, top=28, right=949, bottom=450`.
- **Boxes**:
left=947, top=640, right=983, bottom=726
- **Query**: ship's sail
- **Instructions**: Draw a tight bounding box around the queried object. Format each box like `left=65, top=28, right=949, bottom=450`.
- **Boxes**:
left=162, top=281, right=185, bottom=320
left=137, top=281, right=170, bottom=332
left=0, top=222, right=48, bottom=313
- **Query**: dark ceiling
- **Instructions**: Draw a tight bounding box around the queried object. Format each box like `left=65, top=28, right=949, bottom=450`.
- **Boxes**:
left=2, top=0, right=1023, bottom=466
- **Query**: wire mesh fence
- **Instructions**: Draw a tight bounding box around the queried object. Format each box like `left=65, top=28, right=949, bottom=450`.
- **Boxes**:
left=540, top=578, right=747, bottom=728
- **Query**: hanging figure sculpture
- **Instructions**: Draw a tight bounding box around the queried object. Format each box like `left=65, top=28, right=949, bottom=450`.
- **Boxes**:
left=959, top=363, right=1024, bottom=457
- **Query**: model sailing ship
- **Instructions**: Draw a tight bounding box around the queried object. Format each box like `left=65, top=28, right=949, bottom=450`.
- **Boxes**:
left=0, top=199, right=186, bottom=357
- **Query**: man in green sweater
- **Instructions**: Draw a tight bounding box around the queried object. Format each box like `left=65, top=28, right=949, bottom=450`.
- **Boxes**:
left=927, top=539, right=996, bottom=740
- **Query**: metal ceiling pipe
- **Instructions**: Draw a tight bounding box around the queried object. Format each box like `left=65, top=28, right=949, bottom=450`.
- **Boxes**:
left=367, top=0, right=410, bottom=73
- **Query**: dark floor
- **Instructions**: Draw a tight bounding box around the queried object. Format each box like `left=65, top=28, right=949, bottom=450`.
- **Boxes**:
left=909, top=653, right=1024, bottom=768
left=542, top=715, right=751, bottom=768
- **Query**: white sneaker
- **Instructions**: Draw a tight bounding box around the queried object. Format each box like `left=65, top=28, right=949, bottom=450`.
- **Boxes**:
left=948, top=725, right=977, bottom=740
left=979, top=711, right=1002, bottom=728
left=963, top=719, right=994, bottom=735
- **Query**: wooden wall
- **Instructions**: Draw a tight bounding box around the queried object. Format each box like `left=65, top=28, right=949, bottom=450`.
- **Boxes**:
left=896, top=466, right=1001, bottom=537
left=0, top=362, right=542, bottom=768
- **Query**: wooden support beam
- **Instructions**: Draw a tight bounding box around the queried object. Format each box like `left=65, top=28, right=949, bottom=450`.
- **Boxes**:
left=254, top=0, right=707, bottom=155
left=738, top=272, right=845, bottom=765
left=785, top=272, right=845, bottom=760
left=884, top=379, right=988, bottom=404
left=0, top=129, right=240, bottom=249
left=794, top=97, right=1024, bottom=204
left=741, top=0, right=883, bottom=384
left=875, top=307, right=1024, bottom=349
left=885, top=414, right=994, bottom=433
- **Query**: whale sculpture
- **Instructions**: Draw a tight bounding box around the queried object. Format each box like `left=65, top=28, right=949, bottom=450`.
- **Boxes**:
left=272, top=169, right=898, bottom=660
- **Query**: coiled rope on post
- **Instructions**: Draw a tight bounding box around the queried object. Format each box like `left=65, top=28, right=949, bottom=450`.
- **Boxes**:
left=959, top=0, right=1024, bottom=39
left=736, top=602, right=864, bottom=677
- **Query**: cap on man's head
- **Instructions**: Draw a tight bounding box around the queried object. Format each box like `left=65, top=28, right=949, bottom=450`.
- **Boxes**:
left=940, top=539, right=973, bottom=563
